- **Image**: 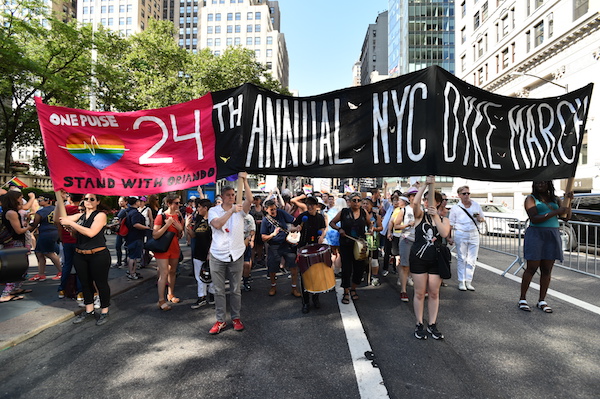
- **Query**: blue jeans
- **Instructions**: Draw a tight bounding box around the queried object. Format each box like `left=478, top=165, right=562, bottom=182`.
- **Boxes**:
left=58, top=242, right=82, bottom=293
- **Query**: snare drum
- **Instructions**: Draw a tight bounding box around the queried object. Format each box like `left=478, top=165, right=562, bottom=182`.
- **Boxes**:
left=297, top=244, right=335, bottom=293
left=0, top=247, right=30, bottom=284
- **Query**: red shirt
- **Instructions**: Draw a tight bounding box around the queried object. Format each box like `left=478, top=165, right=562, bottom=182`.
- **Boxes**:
left=61, top=205, right=80, bottom=244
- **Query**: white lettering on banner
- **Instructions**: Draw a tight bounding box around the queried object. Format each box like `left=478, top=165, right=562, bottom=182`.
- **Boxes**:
left=213, top=94, right=243, bottom=132
left=49, top=113, right=119, bottom=128
left=443, top=81, right=588, bottom=171
left=245, top=96, right=351, bottom=169
left=372, top=83, right=426, bottom=164
left=134, top=111, right=205, bottom=164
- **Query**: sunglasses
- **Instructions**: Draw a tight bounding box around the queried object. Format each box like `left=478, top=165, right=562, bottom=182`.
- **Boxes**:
left=350, top=198, right=362, bottom=203
left=83, top=197, right=96, bottom=202
left=460, top=192, right=470, bottom=195
left=173, top=201, right=181, bottom=205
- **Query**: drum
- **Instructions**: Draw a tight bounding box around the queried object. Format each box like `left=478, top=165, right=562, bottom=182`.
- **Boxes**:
left=297, top=244, right=335, bottom=293
left=353, top=238, right=368, bottom=261
left=0, top=248, right=30, bottom=283
left=366, top=233, right=380, bottom=252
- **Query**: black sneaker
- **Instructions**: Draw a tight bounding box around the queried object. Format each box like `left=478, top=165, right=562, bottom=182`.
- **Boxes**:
left=427, top=323, right=444, bottom=340
left=73, top=311, right=95, bottom=324
left=208, top=293, right=215, bottom=305
left=96, top=312, right=109, bottom=326
left=414, top=323, right=428, bottom=340
left=191, top=297, right=207, bottom=309
left=243, top=282, right=251, bottom=292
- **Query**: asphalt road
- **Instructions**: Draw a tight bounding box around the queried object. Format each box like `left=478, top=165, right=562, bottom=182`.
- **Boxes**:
left=1, top=243, right=599, bottom=399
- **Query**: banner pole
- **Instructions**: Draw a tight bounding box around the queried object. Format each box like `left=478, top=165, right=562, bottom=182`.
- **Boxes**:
left=236, top=176, right=244, bottom=205
left=561, top=177, right=575, bottom=217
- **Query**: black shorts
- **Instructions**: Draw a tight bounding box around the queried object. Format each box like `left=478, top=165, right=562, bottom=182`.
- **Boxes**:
left=390, top=236, right=400, bottom=256
left=409, top=253, right=440, bottom=275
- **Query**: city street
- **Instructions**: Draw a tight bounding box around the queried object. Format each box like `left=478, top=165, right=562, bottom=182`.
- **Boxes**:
left=1, top=235, right=599, bottom=399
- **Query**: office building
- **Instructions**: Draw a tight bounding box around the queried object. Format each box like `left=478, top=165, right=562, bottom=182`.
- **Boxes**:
left=388, top=0, right=455, bottom=77
left=359, top=11, right=389, bottom=85
left=456, top=0, right=600, bottom=197
left=78, top=0, right=163, bottom=36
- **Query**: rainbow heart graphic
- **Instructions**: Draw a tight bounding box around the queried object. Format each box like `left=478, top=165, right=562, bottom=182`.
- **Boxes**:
left=62, top=133, right=127, bottom=170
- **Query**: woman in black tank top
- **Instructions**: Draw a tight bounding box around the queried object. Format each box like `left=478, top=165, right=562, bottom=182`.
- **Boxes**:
left=409, top=177, right=450, bottom=340
left=58, top=192, right=111, bottom=326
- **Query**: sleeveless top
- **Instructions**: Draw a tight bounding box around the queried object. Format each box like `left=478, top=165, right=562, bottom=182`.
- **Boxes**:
left=530, top=197, right=559, bottom=228
left=340, top=208, right=367, bottom=246
left=2, top=210, right=25, bottom=244
left=411, top=213, right=441, bottom=262
left=76, top=210, right=107, bottom=250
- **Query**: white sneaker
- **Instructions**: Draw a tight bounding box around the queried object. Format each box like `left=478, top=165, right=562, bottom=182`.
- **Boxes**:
left=466, top=282, right=475, bottom=291
left=458, top=281, right=467, bottom=291
left=407, top=276, right=414, bottom=287
left=93, top=295, right=101, bottom=309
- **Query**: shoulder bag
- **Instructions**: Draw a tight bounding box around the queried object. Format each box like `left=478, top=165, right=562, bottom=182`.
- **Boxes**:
left=145, top=214, right=175, bottom=253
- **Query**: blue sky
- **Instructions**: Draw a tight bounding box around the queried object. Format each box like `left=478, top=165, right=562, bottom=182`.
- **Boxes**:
left=278, top=0, right=388, bottom=96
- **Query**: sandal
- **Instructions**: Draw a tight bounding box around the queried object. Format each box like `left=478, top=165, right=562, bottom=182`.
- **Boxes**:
left=350, top=290, right=359, bottom=301
left=167, top=295, right=180, bottom=304
left=341, top=293, right=350, bottom=305
left=158, top=300, right=172, bottom=311
left=537, top=301, right=553, bottom=313
left=518, top=300, right=531, bottom=312
left=9, top=289, right=32, bottom=295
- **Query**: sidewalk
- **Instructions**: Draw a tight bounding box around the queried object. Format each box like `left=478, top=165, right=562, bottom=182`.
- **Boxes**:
left=0, top=235, right=192, bottom=350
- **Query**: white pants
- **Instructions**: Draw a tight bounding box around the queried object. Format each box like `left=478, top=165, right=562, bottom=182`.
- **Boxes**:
left=454, top=230, right=480, bottom=282
left=193, top=259, right=215, bottom=297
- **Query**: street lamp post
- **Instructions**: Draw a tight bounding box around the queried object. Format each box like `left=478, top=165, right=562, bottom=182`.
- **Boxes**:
left=510, top=71, right=568, bottom=93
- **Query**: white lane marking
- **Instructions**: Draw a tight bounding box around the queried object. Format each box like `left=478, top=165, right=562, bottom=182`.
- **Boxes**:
left=336, top=281, right=389, bottom=399
left=476, top=260, right=600, bottom=316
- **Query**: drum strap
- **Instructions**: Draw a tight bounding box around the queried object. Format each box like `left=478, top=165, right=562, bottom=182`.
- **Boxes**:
left=266, top=214, right=289, bottom=233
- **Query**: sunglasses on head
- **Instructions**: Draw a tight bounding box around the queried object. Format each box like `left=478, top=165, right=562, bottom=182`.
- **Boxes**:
left=83, top=197, right=96, bottom=202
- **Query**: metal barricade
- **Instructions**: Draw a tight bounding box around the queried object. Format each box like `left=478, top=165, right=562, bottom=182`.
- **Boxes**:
left=474, top=215, right=526, bottom=275
left=558, top=220, right=600, bottom=278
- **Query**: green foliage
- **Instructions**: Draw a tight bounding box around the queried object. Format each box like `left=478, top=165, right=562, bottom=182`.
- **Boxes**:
left=1, top=5, right=290, bottom=174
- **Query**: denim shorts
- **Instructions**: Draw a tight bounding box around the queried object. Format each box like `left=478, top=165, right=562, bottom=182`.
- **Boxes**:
left=126, top=239, right=143, bottom=260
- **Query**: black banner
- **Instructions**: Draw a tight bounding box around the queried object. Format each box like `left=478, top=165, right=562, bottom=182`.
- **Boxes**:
left=212, top=66, right=592, bottom=182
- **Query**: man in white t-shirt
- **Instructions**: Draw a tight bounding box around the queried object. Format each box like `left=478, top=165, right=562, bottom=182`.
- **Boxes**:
left=207, top=172, right=253, bottom=335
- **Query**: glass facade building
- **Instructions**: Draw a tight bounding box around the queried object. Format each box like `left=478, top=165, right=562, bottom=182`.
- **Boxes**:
left=388, top=0, right=455, bottom=77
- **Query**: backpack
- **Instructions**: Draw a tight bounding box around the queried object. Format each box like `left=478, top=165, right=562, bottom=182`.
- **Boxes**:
left=118, top=210, right=132, bottom=237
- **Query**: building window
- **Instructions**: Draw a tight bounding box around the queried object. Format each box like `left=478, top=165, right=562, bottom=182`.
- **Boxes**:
left=235, top=12, right=241, bottom=20
left=100, top=18, right=106, bottom=24
left=247, top=12, right=253, bottom=20
left=254, top=37, right=260, bottom=45
left=108, top=18, right=113, bottom=25
left=574, top=0, right=589, bottom=20
left=255, top=11, right=261, bottom=20
left=526, top=30, right=531, bottom=52
left=208, top=13, right=213, bottom=21
left=227, top=25, right=233, bottom=33
left=247, top=24, right=252, bottom=32
left=548, top=13, right=554, bottom=38
left=227, top=13, right=232, bottom=21
left=226, top=38, right=232, bottom=45
left=119, top=17, right=125, bottom=25
left=477, top=38, right=484, bottom=58
left=207, top=26, right=213, bottom=34
left=478, top=67, right=484, bottom=85
left=215, top=13, right=221, bottom=21
left=481, top=1, right=488, bottom=22
left=534, top=21, right=544, bottom=47
left=534, top=0, right=544, bottom=9
left=461, top=1, right=466, bottom=17
left=255, top=49, right=260, bottom=58
left=474, top=11, right=480, bottom=30
left=255, top=24, right=261, bottom=32
left=501, top=15, right=509, bottom=37
left=127, top=4, right=132, bottom=12
left=266, top=48, right=272, bottom=57
left=215, top=38, right=221, bottom=46
left=101, top=5, right=106, bottom=13
left=246, top=37, right=252, bottom=45
left=266, top=62, right=272, bottom=70
left=234, top=37, right=240, bottom=45
left=126, top=17, right=132, bottom=25
left=207, top=38, right=213, bottom=46
left=461, top=54, right=466, bottom=72
left=266, top=36, right=273, bottom=45
left=108, top=5, right=114, bottom=13
left=119, top=5, right=125, bottom=12
left=501, top=48, right=509, bottom=69
left=461, top=27, right=466, bottom=43
left=235, top=25, right=241, bottom=33
left=215, top=26, right=221, bottom=33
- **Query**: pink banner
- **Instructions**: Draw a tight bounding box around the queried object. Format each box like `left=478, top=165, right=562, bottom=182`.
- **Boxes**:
left=36, top=95, right=217, bottom=195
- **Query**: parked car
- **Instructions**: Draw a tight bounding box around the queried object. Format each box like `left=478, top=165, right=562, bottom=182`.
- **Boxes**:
left=447, top=202, right=527, bottom=236
left=560, top=193, right=600, bottom=251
